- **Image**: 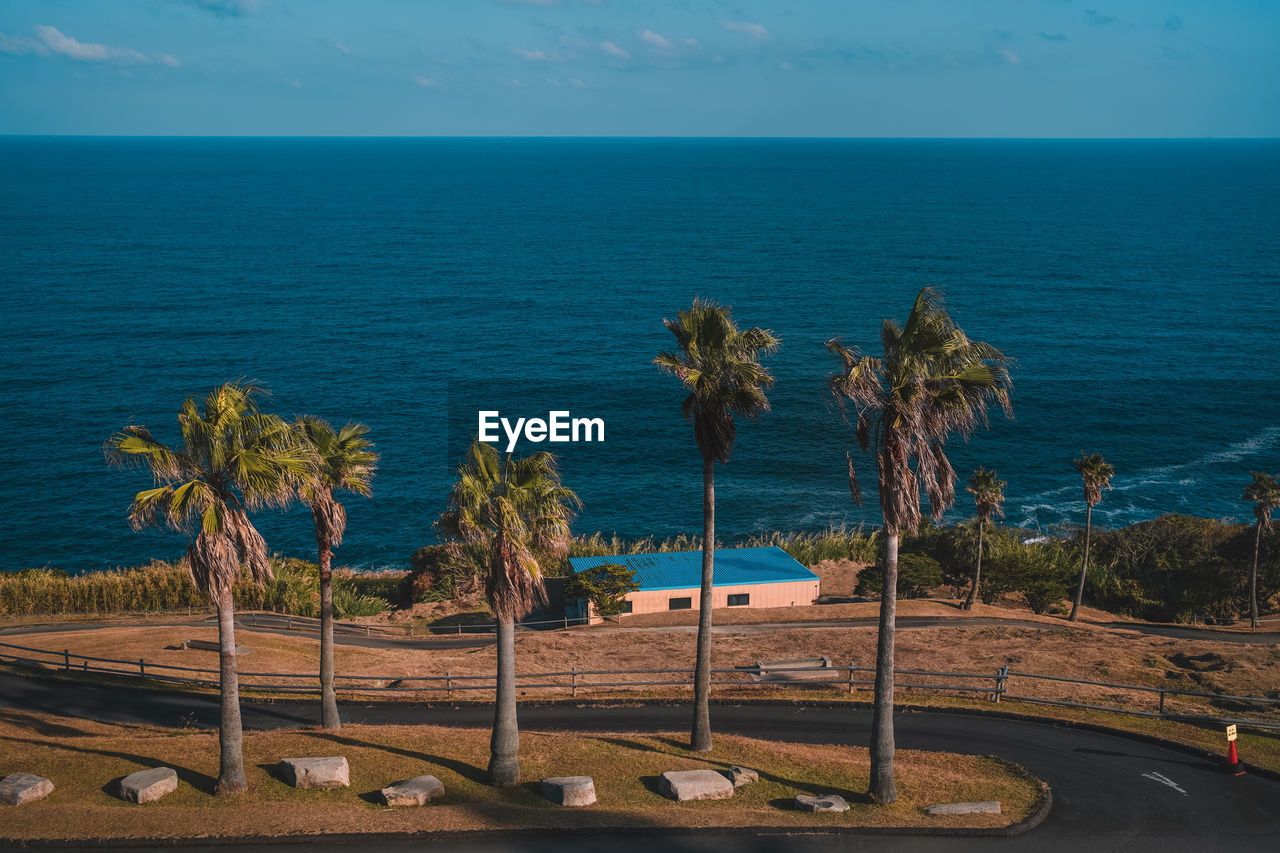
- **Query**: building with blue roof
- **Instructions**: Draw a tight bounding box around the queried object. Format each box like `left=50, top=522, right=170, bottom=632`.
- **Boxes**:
left=566, top=546, right=821, bottom=621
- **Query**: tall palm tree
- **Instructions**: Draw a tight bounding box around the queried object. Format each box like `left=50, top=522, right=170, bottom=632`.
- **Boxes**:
left=107, top=382, right=303, bottom=794
left=1243, top=471, right=1280, bottom=629
left=438, top=441, right=579, bottom=786
left=293, top=416, right=378, bottom=730
left=963, top=467, right=1006, bottom=610
left=827, top=287, right=1012, bottom=804
left=1069, top=452, right=1114, bottom=622
left=655, top=298, right=779, bottom=753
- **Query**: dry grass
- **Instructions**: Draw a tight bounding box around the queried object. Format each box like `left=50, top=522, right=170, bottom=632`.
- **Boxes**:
left=0, top=710, right=1041, bottom=841
left=7, top=601, right=1280, bottom=723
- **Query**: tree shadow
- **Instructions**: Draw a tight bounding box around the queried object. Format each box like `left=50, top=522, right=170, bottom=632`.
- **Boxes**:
left=305, top=730, right=491, bottom=786
left=0, top=730, right=217, bottom=795
left=427, top=612, right=493, bottom=633
left=0, top=708, right=88, bottom=738
left=591, top=734, right=867, bottom=804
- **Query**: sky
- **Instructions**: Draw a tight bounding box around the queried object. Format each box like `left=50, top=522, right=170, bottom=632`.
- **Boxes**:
left=0, top=1, right=1277, bottom=137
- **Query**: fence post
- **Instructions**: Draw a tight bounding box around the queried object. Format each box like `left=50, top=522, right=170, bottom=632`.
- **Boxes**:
left=564, top=616, right=568, bottom=630
left=446, top=671, right=452, bottom=698
left=571, top=666, right=577, bottom=698
left=848, top=661, right=855, bottom=694
left=993, top=665, right=1009, bottom=703
left=457, top=624, right=462, bottom=635
left=1159, top=690, right=1166, bottom=715
left=287, top=616, right=293, bottom=630
left=139, top=659, right=146, bottom=679
left=365, top=625, right=371, bottom=637
left=64, top=649, right=70, bottom=671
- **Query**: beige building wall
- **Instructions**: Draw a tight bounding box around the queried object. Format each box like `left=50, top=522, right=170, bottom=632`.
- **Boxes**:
left=581, top=578, right=821, bottom=623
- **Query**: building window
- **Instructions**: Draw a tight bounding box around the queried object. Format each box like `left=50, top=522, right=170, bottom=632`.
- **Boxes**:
left=727, top=593, right=750, bottom=607
left=668, top=597, right=692, bottom=610
left=620, top=600, right=633, bottom=614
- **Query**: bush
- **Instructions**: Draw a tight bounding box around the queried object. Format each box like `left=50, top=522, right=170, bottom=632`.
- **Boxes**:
left=564, top=562, right=639, bottom=619
left=980, top=541, right=1073, bottom=614
left=854, top=552, right=943, bottom=599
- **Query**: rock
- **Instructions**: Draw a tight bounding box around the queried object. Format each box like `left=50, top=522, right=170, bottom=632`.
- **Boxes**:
left=381, top=775, right=444, bottom=807
left=723, top=765, right=758, bottom=788
left=926, top=801, right=1002, bottom=816
left=0, top=773, right=54, bottom=806
left=278, top=757, right=350, bottom=789
left=794, top=794, right=850, bottom=813
left=117, top=767, right=178, bottom=804
left=540, top=776, right=596, bottom=807
left=658, top=769, right=734, bottom=802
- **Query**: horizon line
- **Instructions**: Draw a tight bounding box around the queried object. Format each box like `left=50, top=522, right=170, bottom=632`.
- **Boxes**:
left=2, top=133, right=1277, bottom=141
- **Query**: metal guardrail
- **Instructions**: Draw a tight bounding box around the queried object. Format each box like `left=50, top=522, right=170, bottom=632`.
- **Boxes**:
left=2, top=639, right=1277, bottom=733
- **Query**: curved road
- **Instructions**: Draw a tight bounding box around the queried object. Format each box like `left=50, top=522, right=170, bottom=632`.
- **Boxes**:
left=1, top=672, right=1278, bottom=852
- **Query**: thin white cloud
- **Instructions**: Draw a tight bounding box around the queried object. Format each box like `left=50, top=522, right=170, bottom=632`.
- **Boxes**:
left=640, top=29, right=672, bottom=49
left=412, top=75, right=437, bottom=87
left=512, top=47, right=552, bottom=61
left=178, top=0, right=272, bottom=16
left=286, top=78, right=302, bottom=88
left=600, top=40, right=629, bottom=59
left=0, top=32, right=49, bottom=56
left=1000, top=49, right=1020, bottom=65
left=722, top=21, right=769, bottom=40
left=333, top=42, right=351, bottom=55
left=570, top=77, right=584, bottom=88
left=32, top=25, right=176, bottom=66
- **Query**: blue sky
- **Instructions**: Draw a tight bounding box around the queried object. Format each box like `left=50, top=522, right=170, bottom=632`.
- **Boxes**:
left=0, top=1, right=1276, bottom=136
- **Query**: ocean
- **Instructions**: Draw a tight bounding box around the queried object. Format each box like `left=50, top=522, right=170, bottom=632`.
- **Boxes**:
left=1, top=137, right=1277, bottom=574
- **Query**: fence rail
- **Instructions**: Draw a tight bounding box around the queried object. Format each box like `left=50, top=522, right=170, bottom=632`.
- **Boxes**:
left=2, top=639, right=1277, bottom=733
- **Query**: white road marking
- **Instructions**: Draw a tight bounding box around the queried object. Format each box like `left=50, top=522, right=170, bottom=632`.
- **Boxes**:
left=1142, top=771, right=1188, bottom=796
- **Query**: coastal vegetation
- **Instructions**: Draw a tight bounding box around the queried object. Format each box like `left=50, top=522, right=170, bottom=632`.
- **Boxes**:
left=1243, top=471, right=1280, bottom=629
left=437, top=440, right=580, bottom=786
left=1070, top=453, right=1115, bottom=621
left=654, top=297, right=780, bottom=753
left=292, top=416, right=379, bottom=730
left=963, top=468, right=1006, bottom=610
left=826, top=286, right=1013, bottom=804
left=106, top=381, right=306, bottom=795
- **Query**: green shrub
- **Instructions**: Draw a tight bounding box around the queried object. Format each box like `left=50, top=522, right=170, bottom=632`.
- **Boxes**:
left=564, top=562, right=639, bottom=619
left=854, top=552, right=943, bottom=599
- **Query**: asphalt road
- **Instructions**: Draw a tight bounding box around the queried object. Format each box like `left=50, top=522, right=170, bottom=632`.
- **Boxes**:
left=1, top=671, right=1277, bottom=852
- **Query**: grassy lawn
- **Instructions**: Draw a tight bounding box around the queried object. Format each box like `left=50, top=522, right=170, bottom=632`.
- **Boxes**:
left=0, top=710, right=1043, bottom=841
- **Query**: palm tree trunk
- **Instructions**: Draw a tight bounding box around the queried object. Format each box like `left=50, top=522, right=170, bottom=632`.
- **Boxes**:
left=868, top=526, right=899, bottom=804
left=1069, top=504, right=1093, bottom=622
left=214, top=588, right=247, bottom=795
left=489, top=615, right=520, bottom=786
left=964, top=520, right=983, bottom=610
left=1251, top=522, right=1261, bottom=630
left=318, top=532, right=340, bottom=729
left=691, top=454, right=715, bottom=753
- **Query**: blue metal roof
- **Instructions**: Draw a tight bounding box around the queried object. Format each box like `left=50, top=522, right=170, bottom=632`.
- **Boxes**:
left=569, top=546, right=819, bottom=592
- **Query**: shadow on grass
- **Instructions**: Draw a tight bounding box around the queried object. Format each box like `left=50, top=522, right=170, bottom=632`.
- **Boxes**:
left=0, top=727, right=218, bottom=796
left=593, top=734, right=869, bottom=805
left=305, top=730, right=491, bottom=786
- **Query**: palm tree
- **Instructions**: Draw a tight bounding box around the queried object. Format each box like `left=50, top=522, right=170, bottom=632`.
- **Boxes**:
left=963, top=468, right=1006, bottom=610
left=1069, top=453, right=1114, bottom=621
left=827, top=287, right=1012, bottom=804
left=1243, top=471, right=1280, bottom=629
left=438, top=441, right=580, bottom=786
left=654, top=298, right=779, bottom=753
left=293, top=416, right=378, bottom=730
left=107, top=382, right=303, bottom=794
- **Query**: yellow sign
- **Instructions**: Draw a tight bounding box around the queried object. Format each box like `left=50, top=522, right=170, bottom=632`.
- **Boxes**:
left=1226, top=724, right=1238, bottom=742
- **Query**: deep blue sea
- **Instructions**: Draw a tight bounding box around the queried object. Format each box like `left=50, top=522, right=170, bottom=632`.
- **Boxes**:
left=1, top=138, right=1278, bottom=574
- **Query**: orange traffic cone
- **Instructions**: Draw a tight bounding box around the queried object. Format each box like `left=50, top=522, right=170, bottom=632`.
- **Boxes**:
left=1227, top=740, right=1246, bottom=775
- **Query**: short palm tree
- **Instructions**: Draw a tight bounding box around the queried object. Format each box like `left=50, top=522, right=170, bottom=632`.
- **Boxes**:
left=963, top=468, right=1006, bottom=610
left=827, top=287, right=1012, bottom=804
left=107, top=382, right=304, bottom=794
left=438, top=441, right=580, bottom=786
left=655, top=298, right=779, bottom=753
left=294, top=416, right=378, bottom=730
left=1243, top=471, right=1280, bottom=629
left=1069, top=453, right=1114, bottom=621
